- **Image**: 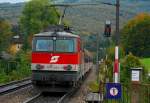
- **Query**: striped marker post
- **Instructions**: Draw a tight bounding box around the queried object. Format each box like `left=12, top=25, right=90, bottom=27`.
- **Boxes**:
left=114, top=46, right=119, bottom=83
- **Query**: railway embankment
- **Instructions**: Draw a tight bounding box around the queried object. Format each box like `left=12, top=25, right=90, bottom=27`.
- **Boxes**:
left=0, top=86, right=38, bottom=103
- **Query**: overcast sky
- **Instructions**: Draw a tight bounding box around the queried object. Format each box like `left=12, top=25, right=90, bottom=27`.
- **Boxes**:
left=0, top=0, right=30, bottom=3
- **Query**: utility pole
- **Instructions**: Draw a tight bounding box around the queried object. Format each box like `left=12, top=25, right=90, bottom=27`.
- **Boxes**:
left=114, top=0, right=120, bottom=83
left=116, top=0, right=120, bottom=45
left=96, top=33, right=100, bottom=83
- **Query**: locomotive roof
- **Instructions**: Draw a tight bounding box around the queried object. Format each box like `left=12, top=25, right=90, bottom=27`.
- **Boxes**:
left=34, top=31, right=80, bottom=38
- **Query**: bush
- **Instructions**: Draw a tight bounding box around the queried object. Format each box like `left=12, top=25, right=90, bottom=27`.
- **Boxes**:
left=88, top=81, right=99, bottom=92
left=9, top=70, right=22, bottom=81
left=0, top=50, right=31, bottom=84
left=0, top=72, right=10, bottom=84
left=15, top=50, right=31, bottom=78
left=121, top=53, right=148, bottom=84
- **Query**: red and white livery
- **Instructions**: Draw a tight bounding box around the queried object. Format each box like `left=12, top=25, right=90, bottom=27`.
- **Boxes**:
left=31, top=31, right=93, bottom=89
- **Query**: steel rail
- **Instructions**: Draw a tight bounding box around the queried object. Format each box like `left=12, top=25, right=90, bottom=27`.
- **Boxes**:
left=23, top=87, right=77, bottom=103
left=57, top=87, right=79, bottom=103
left=57, top=91, right=72, bottom=103
left=57, top=68, right=92, bottom=103
left=22, top=68, right=91, bottom=103
left=0, top=78, right=30, bottom=87
left=0, top=78, right=31, bottom=95
left=23, top=93, right=41, bottom=103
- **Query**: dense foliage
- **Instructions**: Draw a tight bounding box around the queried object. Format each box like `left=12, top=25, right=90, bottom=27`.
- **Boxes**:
left=20, top=0, right=59, bottom=49
left=0, top=51, right=31, bottom=84
left=121, top=13, right=150, bottom=57
left=0, top=18, right=12, bottom=51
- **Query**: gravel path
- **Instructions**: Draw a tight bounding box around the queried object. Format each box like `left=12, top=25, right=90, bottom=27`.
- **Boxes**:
left=0, top=86, right=39, bottom=103
left=69, top=67, right=96, bottom=103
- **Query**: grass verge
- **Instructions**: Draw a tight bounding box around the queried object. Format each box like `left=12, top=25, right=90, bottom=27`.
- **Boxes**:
left=140, top=58, right=150, bottom=72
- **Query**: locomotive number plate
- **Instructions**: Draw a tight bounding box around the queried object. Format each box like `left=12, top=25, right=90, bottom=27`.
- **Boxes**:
left=46, top=64, right=63, bottom=71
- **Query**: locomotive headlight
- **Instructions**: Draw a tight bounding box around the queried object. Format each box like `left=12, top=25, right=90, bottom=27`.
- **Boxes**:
left=63, top=65, right=67, bottom=70
left=63, top=65, right=72, bottom=71
left=36, top=64, right=44, bottom=69
left=67, top=65, right=72, bottom=71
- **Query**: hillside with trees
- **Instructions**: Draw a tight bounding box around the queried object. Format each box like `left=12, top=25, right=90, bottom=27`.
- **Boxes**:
left=0, top=3, right=24, bottom=24
left=0, top=0, right=150, bottom=34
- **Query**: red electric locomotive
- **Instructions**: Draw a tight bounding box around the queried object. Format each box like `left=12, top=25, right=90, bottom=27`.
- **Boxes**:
left=31, top=28, right=93, bottom=91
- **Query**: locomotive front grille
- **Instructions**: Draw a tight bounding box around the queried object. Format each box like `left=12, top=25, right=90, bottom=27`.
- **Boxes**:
left=32, top=70, right=80, bottom=82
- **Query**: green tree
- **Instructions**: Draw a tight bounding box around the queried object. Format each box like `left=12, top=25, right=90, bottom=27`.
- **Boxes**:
left=121, top=13, right=150, bottom=57
left=20, top=0, right=59, bottom=49
left=0, top=18, right=12, bottom=51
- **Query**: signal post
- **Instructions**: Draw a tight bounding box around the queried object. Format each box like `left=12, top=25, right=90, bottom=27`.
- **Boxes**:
left=105, top=0, right=122, bottom=101
left=114, top=0, right=120, bottom=83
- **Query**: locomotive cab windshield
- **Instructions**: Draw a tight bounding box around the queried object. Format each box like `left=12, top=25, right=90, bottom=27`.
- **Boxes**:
left=32, top=36, right=76, bottom=53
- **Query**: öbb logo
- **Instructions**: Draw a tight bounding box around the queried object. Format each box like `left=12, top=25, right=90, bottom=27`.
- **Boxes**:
left=50, top=56, right=60, bottom=63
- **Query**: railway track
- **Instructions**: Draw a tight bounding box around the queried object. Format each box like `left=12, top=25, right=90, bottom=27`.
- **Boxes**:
left=0, top=78, right=32, bottom=95
left=57, top=88, right=77, bottom=103
left=23, top=87, right=78, bottom=103
left=23, top=69, right=91, bottom=103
